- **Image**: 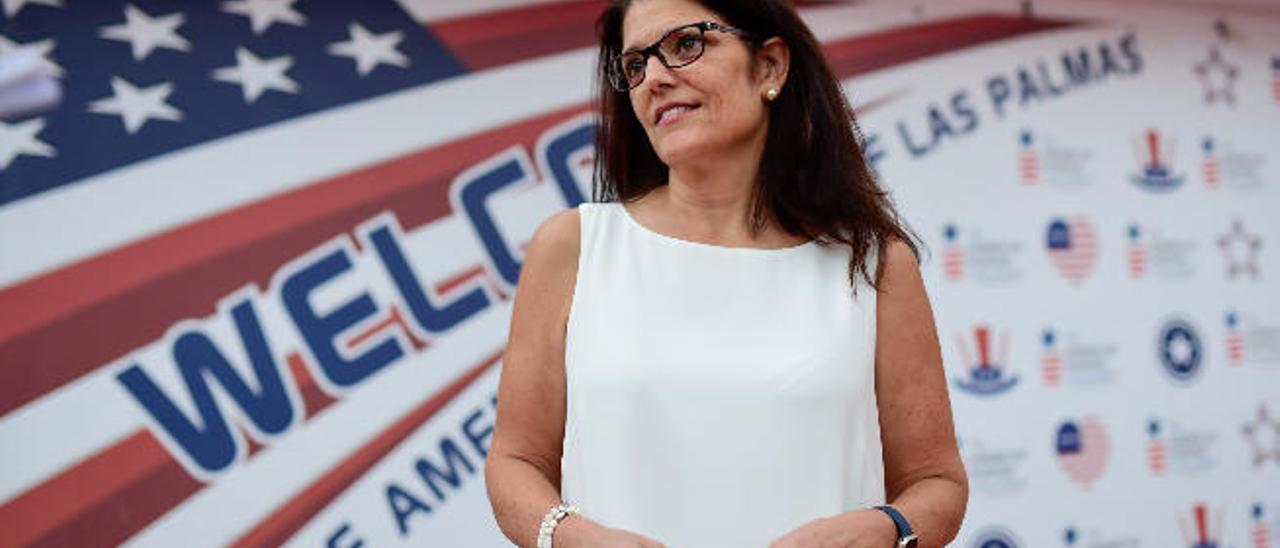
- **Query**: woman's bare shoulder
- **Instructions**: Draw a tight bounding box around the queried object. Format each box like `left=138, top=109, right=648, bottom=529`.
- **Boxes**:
left=523, top=207, right=581, bottom=277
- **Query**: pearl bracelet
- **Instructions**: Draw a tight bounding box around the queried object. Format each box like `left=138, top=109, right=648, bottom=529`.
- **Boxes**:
left=536, top=502, right=580, bottom=548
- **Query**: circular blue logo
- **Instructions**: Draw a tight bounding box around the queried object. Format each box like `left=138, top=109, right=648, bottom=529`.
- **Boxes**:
left=971, top=527, right=1020, bottom=548
left=1158, top=319, right=1202, bottom=382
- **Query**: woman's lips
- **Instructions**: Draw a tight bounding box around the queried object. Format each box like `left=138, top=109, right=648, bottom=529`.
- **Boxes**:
left=657, top=104, right=699, bottom=126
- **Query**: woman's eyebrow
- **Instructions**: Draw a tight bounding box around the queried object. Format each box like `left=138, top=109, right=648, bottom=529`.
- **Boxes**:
left=622, top=23, right=678, bottom=53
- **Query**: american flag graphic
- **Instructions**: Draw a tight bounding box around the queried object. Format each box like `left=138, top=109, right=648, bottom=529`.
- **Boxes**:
left=943, top=224, right=965, bottom=282
left=0, top=0, right=1086, bottom=545
left=1127, top=224, right=1147, bottom=278
left=1018, top=129, right=1038, bottom=184
left=1253, top=504, right=1270, bottom=548
left=1202, top=137, right=1220, bottom=189
left=1055, top=416, right=1109, bottom=490
left=1146, top=419, right=1167, bottom=475
left=1226, top=311, right=1245, bottom=366
left=1041, top=329, right=1062, bottom=386
left=1046, top=216, right=1099, bottom=285
left=1177, top=503, right=1223, bottom=548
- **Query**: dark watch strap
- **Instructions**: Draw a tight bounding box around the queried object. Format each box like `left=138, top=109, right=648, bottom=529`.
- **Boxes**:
left=874, top=505, right=918, bottom=547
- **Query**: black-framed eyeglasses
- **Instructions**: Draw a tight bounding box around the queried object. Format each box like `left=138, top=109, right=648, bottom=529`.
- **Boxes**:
left=607, top=21, right=754, bottom=92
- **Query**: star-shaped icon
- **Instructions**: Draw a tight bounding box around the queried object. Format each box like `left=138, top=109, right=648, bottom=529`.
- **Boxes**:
left=327, top=23, right=410, bottom=77
left=1193, top=47, right=1239, bottom=106
left=1217, top=218, right=1262, bottom=279
left=212, top=47, right=298, bottom=103
left=99, top=3, right=191, bottom=62
left=0, top=35, right=63, bottom=77
left=0, top=118, right=55, bottom=169
left=87, top=77, right=183, bottom=134
left=1242, top=404, right=1280, bottom=466
left=2, top=0, right=60, bottom=18
left=221, top=0, right=306, bottom=35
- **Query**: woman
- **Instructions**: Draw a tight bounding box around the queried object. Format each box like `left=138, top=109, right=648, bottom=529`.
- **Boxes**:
left=485, top=0, right=967, bottom=546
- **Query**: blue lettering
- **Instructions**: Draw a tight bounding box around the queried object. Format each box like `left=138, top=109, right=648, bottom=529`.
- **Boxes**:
left=282, top=246, right=403, bottom=388
left=369, top=221, right=490, bottom=335
left=117, top=298, right=292, bottom=474
left=386, top=483, right=432, bottom=536
left=456, top=151, right=535, bottom=288
left=415, top=438, right=476, bottom=502
left=539, top=119, right=595, bottom=207
left=326, top=523, right=364, bottom=548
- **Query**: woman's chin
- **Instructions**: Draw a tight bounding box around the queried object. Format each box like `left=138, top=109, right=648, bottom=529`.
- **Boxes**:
left=654, top=136, right=714, bottom=166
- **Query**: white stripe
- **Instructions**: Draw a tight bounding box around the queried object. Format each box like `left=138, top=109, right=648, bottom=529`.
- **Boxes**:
left=0, top=47, right=595, bottom=290
left=394, top=0, right=573, bottom=23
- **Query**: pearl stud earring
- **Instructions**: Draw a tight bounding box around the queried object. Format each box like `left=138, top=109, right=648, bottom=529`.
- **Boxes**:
left=765, top=88, right=779, bottom=101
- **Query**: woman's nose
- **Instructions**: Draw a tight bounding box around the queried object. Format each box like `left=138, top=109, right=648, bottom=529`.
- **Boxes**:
left=639, top=54, right=678, bottom=90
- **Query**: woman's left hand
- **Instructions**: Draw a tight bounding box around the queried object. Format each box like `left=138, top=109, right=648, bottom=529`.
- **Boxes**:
left=768, top=509, right=899, bottom=548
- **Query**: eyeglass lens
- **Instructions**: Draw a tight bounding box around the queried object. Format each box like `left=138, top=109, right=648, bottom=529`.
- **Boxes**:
left=615, top=25, right=706, bottom=90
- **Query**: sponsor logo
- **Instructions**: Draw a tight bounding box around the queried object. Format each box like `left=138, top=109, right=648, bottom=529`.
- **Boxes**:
left=1193, top=46, right=1239, bottom=106
left=957, top=435, right=1028, bottom=496
left=1217, top=219, right=1263, bottom=280
left=1046, top=217, right=1098, bottom=285
left=971, top=527, right=1022, bottom=548
left=952, top=325, right=1019, bottom=395
left=1017, top=129, right=1093, bottom=187
left=1126, top=222, right=1196, bottom=280
left=1177, top=503, right=1223, bottom=548
left=941, top=223, right=1025, bottom=285
left=1201, top=137, right=1266, bottom=190
left=1158, top=318, right=1203, bottom=384
left=1253, top=503, right=1272, bottom=548
left=1062, top=525, right=1140, bottom=547
left=1055, top=416, right=1109, bottom=490
left=1226, top=311, right=1246, bottom=366
left=1224, top=310, right=1280, bottom=368
left=1145, top=417, right=1218, bottom=476
left=1242, top=404, right=1280, bottom=467
left=1130, top=129, right=1184, bottom=192
left=1040, top=327, right=1117, bottom=388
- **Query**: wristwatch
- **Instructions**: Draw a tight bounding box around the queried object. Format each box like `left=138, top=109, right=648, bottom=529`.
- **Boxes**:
left=874, top=505, right=919, bottom=548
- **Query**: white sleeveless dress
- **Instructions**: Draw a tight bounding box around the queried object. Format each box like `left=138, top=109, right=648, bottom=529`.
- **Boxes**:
left=560, top=202, right=884, bottom=547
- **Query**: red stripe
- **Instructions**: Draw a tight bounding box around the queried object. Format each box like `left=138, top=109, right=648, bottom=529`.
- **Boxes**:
left=823, top=15, right=1077, bottom=78
left=0, top=350, right=341, bottom=547
left=430, top=0, right=605, bottom=71
left=231, top=350, right=503, bottom=546
left=0, top=102, right=589, bottom=419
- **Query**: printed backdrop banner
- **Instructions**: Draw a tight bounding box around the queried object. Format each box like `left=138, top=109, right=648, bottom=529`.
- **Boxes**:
left=1, top=0, right=1277, bottom=546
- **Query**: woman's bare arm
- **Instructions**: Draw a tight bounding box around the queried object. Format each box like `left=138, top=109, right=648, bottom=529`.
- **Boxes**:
left=872, top=238, right=969, bottom=547
left=485, top=208, right=582, bottom=546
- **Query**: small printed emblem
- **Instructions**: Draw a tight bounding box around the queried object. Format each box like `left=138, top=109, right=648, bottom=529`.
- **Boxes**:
left=1193, top=46, right=1239, bottom=106
left=1130, top=129, right=1184, bottom=192
left=1046, top=217, right=1099, bottom=285
left=1177, top=503, right=1222, bottom=548
left=953, top=325, right=1019, bottom=395
left=1055, top=416, right=1109, bottom=490
left=1217, top=219, right=1263, bottom=279
left=1158, top=319, right=1203, bottom=383
left=944, top=224, right=965, bottom=282
left=1242, top=404, right=1280, bottom=467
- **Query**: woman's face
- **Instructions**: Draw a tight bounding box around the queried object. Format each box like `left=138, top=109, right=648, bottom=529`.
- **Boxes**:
left=621, top=0, right=771, bottom=168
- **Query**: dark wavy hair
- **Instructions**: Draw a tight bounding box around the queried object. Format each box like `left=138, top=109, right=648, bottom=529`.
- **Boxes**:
left=593, top=0, right=922, bottom=290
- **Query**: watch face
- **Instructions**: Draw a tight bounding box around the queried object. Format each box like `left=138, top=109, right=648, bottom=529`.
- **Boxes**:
left=901, top=534, right=919, bottom=548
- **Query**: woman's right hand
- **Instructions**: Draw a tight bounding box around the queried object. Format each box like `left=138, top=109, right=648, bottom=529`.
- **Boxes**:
left=556, top=516, right=667, bottom=548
